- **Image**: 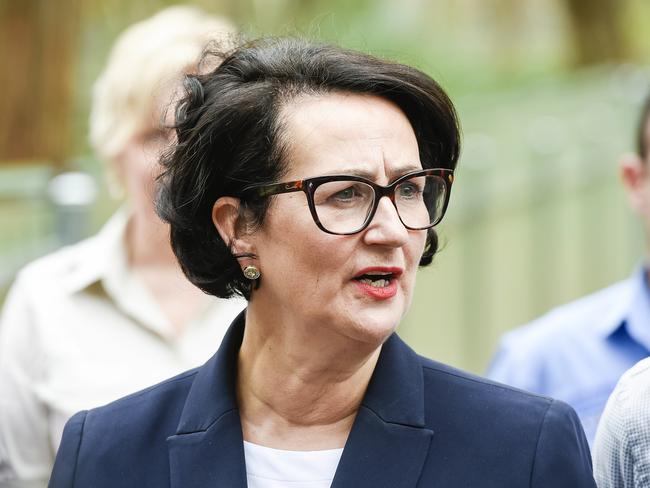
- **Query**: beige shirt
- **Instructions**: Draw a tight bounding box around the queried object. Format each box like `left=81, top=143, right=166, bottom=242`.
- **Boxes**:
left=0, top=210, right=246, bottom=486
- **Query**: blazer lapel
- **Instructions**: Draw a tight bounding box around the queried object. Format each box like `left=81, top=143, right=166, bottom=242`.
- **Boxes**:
left=168, top=410, right=247, bottom=488
left=332, top=334, right=433, bottom=488
left=166, top=314, right=432, bottom=488
left=167, top=311, right=248, bottom=488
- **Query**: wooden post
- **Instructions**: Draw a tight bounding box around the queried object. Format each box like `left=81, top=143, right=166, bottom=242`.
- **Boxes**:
left=564, top=0, right=629, bottom=66
left=0, top=0, right=80, bottom=167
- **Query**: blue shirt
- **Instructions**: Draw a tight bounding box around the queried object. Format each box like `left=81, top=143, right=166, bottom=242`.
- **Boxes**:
left=487, top=266, right=650, bottom=446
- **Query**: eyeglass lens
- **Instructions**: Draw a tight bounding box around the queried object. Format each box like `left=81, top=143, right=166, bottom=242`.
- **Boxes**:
left=312, top=174, right=447, bottom=234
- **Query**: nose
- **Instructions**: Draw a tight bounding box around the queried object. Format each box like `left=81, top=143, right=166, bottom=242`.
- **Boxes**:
left=362, top=196, right=410, bottom=247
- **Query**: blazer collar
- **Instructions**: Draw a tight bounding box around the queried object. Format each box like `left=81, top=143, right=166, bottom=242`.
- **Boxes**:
left=361, top=330, right=426, bottom=427
left=332, top=332, right=433, bottom=488
left=167, top=311, right=433, bottom=488
left=167, top=310, right=247, bottom=488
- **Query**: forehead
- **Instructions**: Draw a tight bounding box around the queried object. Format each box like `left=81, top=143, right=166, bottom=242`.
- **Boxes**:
left=278, top=92, right=421, bottom=181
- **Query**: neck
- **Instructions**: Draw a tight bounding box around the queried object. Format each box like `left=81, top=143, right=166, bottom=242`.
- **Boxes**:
left=124, top=208, right=210, bottom=335
left=237, top=302, right=382, bottom=449
left=126, top=207, right=177, bottom=267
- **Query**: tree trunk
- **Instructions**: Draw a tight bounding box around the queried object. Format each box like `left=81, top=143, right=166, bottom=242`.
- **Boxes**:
left=564, top=0, right=628, bottom=66
left=0, top=0, right=80, bottom=166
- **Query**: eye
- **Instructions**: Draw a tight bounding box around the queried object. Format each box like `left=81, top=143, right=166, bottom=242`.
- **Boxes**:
left=397, top=181, right=422, bottom=199
left=313, top=181, right=373, bottom=207
left=333, top=186, right=358, bottom=201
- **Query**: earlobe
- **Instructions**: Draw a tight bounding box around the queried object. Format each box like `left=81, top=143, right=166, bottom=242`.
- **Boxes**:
left=211, top=197, right=254, bottom=255
left=620, top=153, right=646, bottom=213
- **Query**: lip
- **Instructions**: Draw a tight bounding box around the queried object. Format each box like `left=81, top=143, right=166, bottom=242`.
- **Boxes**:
left=352, top=266, right=403, bottom=300
left=353, top=266, right=403, bottom=279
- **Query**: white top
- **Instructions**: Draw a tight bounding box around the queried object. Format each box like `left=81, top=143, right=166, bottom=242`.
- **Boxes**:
left=0, top=209, right=246, bottom=487
left=244, top=441, right=343, bottom=488
left=594, top=356, right=650, bottom=488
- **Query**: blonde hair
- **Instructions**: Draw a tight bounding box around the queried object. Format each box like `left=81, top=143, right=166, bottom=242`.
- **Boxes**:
left=89, top=6, right=236, bottom=161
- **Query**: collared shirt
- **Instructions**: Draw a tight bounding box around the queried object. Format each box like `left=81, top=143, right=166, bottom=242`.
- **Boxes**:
left=0, top=210, right=246, bottom=486
left=487, top=266, right=650, bottom=446
left=593, top=356, right=650, bottom=487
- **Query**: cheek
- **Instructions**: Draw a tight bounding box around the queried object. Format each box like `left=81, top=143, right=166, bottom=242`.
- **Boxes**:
left=258, top=204, right=353, bottom=286
left=115, top=145, right=155, bottom=187
left=409, top=231, right=428, bottom=262
left=138, top=145, right=161, bottom=179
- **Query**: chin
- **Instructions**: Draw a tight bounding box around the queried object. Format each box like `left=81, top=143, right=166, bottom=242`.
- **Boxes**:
left=345, top=309, right=402, bottom=346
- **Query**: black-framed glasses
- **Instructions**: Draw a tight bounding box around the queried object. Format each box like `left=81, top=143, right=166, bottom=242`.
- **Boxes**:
left=241, top=168, right=454, bottom=235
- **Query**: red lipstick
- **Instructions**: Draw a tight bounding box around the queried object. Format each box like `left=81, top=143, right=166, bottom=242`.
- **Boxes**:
left=352, top=267, right=402, bottom=300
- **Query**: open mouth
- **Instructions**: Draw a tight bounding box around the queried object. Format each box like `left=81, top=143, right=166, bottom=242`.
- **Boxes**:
left=354, top=272, right=394, bottom=288
left=352, top=268, right=401, bottom=299
left=352, top=267, right=402, bottom=288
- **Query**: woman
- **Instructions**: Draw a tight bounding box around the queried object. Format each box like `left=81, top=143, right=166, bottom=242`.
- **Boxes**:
left=0, top=7, right=243, bottom=486
left=49, top=38, right=596, bottom=488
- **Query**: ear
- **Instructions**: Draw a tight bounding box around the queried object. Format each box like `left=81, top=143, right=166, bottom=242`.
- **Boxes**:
left=211, top=197, right=256, bottom=256
left=620, top=152, right=647, bottom=214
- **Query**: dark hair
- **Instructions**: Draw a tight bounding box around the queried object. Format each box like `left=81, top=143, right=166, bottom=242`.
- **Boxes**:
left=637, top=92, right=650, bottom=160
left=156, top=37, right=461, bottom=299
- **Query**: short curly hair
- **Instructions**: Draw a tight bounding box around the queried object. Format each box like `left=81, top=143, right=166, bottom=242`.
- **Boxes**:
left=156, top=37, right=461, bottom=300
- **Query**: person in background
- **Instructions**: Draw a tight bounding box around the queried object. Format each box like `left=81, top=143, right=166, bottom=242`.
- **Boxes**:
left=50, top=36, right=595, bottom=488
left=487, top=92, right=650, bottom=445
left=593, top=356, right=650, bottom=487
left=0, top=6, right=244, bottom=486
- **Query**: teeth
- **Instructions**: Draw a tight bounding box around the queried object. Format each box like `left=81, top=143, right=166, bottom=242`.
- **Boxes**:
left=359, top=278, right=389, bottom=287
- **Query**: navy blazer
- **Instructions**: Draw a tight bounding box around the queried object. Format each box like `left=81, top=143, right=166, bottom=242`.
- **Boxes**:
left=49, top=312, right=596, bottom=487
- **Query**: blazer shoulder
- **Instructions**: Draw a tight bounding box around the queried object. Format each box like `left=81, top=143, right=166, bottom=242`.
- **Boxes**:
left=50, top=368, right=200, bottom=487
left=420, top=355, right=550, bottom=395
left=419, top=355, right=558, bottom=420
left=78, top=368, right=198, bottom=454
left=417, top=357, right=595, bottom=487
left=50, top=411, right=88, bottom=488
left=85, top=367, right=198, bottom=428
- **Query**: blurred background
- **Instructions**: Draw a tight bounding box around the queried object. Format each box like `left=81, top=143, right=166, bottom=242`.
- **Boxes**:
left=1, top=0, right=649, bottom=373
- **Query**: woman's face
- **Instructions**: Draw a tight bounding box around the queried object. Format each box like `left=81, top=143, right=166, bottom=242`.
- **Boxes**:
left=249, top=92, right=427, bottom=346
left=112, top=99, right=173, bottom=220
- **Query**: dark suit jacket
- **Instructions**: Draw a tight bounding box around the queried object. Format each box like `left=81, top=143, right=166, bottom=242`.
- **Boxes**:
left=49, top=312, right=596, bottom=487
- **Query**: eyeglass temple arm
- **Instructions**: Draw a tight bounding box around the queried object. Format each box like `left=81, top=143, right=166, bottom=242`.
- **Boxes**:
left=244, top=180, right=305, bottom=198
